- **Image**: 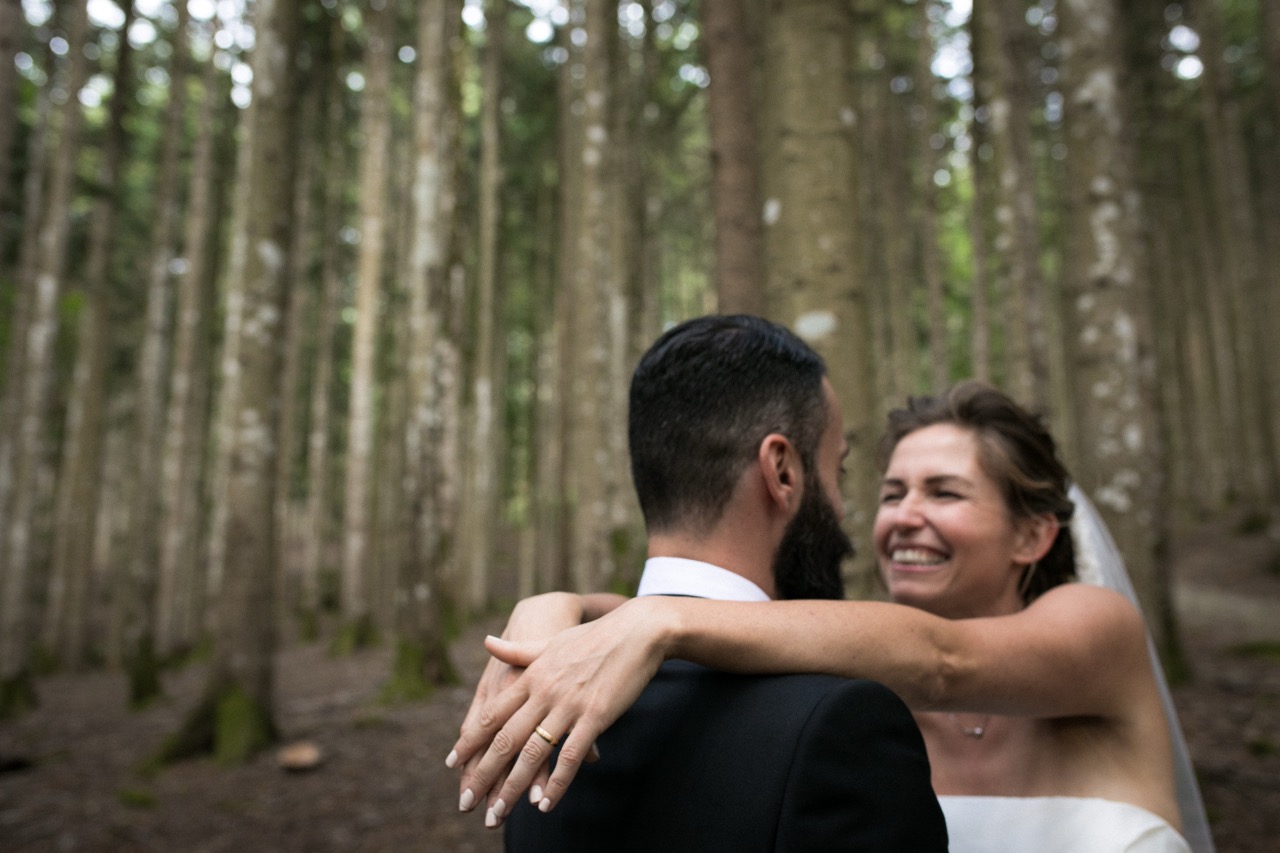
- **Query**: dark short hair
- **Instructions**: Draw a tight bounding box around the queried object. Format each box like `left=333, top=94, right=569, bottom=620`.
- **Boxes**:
left=879, top=381, right=1077, bottom=604
left=629, top=315, right=829, bottom=534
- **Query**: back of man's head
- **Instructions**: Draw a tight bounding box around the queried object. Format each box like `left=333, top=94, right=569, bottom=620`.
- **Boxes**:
left=628, top=314, right=828, bottom=535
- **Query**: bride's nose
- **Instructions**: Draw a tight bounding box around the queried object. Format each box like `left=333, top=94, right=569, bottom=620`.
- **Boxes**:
left=890, top=491, right=926, bottom=527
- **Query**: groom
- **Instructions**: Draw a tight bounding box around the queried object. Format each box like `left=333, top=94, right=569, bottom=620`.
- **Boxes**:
left=504, top=315, right=946, bottom=851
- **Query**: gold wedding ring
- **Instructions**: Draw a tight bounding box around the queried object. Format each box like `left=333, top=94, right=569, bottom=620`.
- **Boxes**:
left=534, top=724, right=558, bottom=746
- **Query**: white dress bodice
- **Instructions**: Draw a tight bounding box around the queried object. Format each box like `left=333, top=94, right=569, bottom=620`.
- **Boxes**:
left=939, top=795, right=1192, bottom=853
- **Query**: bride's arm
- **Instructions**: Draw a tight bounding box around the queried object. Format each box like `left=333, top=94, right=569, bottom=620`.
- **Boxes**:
left=453, top=583, right=1149, bottom=820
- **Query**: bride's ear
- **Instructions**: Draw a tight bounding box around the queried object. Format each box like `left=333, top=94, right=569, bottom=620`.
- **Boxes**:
left=1013, top=513, right=1060, bottom=565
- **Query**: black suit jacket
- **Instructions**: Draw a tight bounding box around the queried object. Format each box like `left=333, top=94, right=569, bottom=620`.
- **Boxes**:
left=505, top=660, right=947, bottom=852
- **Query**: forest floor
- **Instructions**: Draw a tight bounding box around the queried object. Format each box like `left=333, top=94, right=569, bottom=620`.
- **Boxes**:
left=2, top=512, right=1279, bottom=853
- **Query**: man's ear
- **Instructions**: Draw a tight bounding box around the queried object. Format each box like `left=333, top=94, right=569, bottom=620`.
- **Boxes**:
left=1014, top=513, right=1060, bottom=565
left=759, top=433, right=802, bottom=513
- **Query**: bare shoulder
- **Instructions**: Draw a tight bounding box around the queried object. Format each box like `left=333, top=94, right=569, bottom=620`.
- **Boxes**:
left=1022, top=584, right=1151, bottom=664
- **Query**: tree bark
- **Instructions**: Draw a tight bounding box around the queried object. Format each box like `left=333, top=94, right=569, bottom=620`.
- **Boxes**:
left=1058, top=0, right=1176, bottom=660
left=702, top=0, right=765, bottom=314
left=564, top=0, right=621, bottom=594
left=120, top=0, right=191, bottom=705
left=0, top=0, right=91, bottom=716
left=973, top=0, right=1049, bottom=407
left=384, top=0, right=461, bottom=700
left=44, top=2, right=136, bottom=672
left=0, top=0, right=21, bottom=226
left=1192, top=0, right=1279, bottom=506
left=457, top=0, right=508, bottom=617
left=299, top=13, right=351, bottom=638
left=161, top=0, right=300, bottom=764
left=913, top=1, right=948, bottom=392
left=761, top=0, right=877, bottom=593
left=156, top=40, right=228, bottom=658
left=337, top=0, right=395, bottom=651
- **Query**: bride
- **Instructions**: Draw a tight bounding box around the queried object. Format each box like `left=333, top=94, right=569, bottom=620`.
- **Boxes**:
left=449, top=382, right=1214, bottom=853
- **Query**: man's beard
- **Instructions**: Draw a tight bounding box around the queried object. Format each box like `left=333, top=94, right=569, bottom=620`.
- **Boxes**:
left=772, top=473, right=854, bottom=601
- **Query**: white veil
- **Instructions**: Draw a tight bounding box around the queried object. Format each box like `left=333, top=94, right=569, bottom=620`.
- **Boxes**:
left=1068, top=485, right=1215, bottom=853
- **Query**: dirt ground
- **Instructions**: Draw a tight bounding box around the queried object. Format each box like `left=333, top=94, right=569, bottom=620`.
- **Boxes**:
left=1, top=514, right=1278, bottom=852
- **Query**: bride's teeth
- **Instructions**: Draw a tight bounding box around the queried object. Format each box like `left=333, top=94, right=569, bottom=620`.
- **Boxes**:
left=893, top=548, right=944, bottom=565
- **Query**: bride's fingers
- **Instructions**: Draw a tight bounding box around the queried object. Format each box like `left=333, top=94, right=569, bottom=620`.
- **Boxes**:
left=459, top=700, right=551, bottom=814
left=484, top=711, right=576, bottom=827
left=531, top=721, right=605, bottom=814
left=449, top=678, right=532, bottom=772
left=484, top=634, right=546, bottom=667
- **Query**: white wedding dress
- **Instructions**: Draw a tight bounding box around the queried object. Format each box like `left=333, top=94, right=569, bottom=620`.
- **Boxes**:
left=938, top=488, right=1212, bottom=853
left=940, top=795, right=1192, bottom=853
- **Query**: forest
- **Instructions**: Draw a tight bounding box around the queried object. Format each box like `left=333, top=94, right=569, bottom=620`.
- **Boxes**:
left=0, top=0, right=1278, bottom=847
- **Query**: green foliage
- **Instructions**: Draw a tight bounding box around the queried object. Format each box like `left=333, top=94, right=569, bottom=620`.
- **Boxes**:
left=1265, top=553, right=1280, bottom=579
left=297, top=607, right=321, bottom=642
left=0, top=670, right=38, bottom=720
left=330, top=613, right=379, bottom=656
left=1235, top=512, right=1271, bottom=536
left=118, top=787, right=158, bottom=809
left=1227, top=641, right=1280, bottom=664
left=163, top=634, right=215, bottom=671
left=1247, top=736, right=1276, bottom=758
left=31, top=644, right=59, bottom=677
left=127, top=634, right=163, bottom=709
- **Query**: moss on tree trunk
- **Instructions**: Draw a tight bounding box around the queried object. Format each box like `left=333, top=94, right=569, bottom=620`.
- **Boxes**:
left=154, top=681, right=277, bottom=767
left=0, top=669, right=37, bottom=719
left=379, top=637, right=458, bottom=704
left=330, top=612, right=378, bottom=656
left=127, top=632, right=162, bottom=708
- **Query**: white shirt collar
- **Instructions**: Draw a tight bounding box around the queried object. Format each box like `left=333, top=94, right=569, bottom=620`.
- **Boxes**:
left=635, top=556, right=771, bottom=602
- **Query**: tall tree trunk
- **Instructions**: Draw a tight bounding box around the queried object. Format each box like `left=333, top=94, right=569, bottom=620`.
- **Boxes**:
left=913, top=0, right=948, bottom=392
left=337, top=0, right=395, bottom=651
left=564, top=0, right=620, bottom=594
left=967, top=38, right=993, bottom=385
left=1058, top=0, right=1176, bottom=661
left=0, top=0, right=21, bottom=226
left=156, top=41, right=226, bottom=658
left=120, top=0, right=191, bottom=705
left=160, top=0, right=300, bottom=765
left=383, top=0, right=460, bottom=699
left=0, top=0, right=90, bottom=716
left=44, top=2, right=136, bottom=671
left=536, top=7, right=584, bottom=597
left=274, top=84, right=320, bottom=631
left=299, top=14, right=350, bottom=639
left=761, top=0, right=877, bottom=594
left=1192, top=0, right=1279, bottom=506
left=457, top=0, right=508, bottom=617
left=702, top=0, right=765, bottom=314
left=884, top=85, right=915, bottom=398
left=1258, top=2, right=1280, bottom=480
left=974, top=0, right=1049, bottom=407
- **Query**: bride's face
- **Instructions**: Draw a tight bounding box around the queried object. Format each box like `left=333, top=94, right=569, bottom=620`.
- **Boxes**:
left=874, top=423, right=1039, bottom=618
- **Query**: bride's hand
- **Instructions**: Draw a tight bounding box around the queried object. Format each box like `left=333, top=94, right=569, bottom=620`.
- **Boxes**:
left=449, top=592, right=584, bottom=817
left=449, top=596, right=673, bottom=821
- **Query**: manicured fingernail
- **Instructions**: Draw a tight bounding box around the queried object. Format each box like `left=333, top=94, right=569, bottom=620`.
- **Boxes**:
left=538, top=797, right=552, bottom=813
left=530, top=784, right=543, bottom=804
left=492, top=798, right=507, bottom=819
left=445, top=750, right=458, bottom=769
left=459, top=789, right=475, bottom=811
left=485, top=799, right=506, bottom=828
